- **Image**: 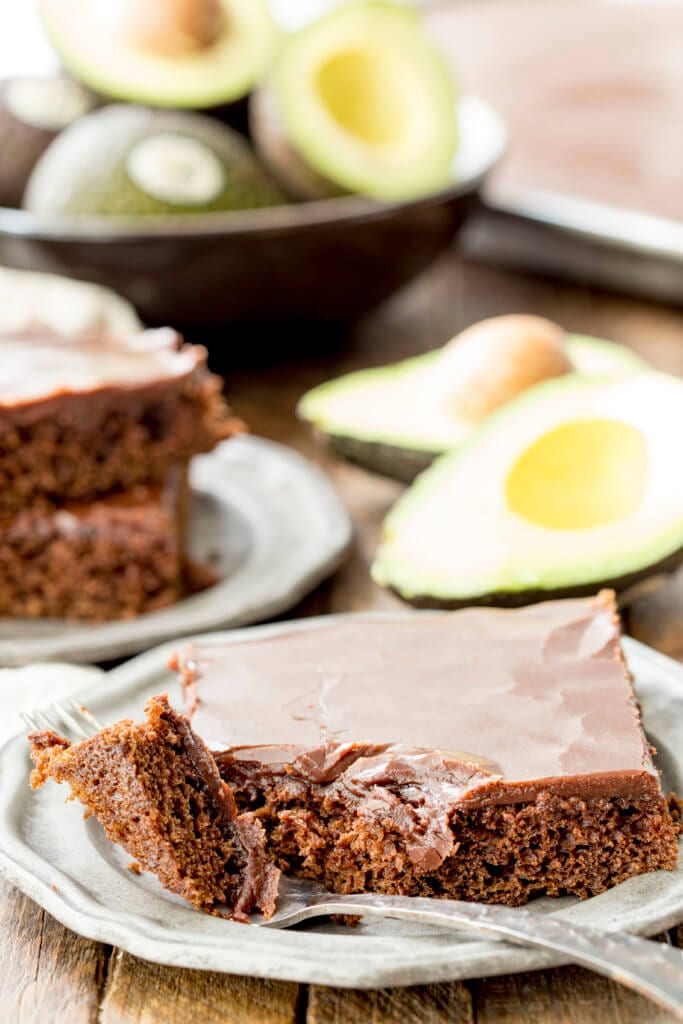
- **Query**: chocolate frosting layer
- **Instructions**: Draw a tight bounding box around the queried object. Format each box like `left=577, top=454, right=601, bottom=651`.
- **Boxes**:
left=176, top=593, right=659, bottom=811
left=0, top=327, right=204, bottom=416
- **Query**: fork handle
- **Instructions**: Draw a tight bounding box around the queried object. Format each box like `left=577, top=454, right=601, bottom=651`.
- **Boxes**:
left=309, top=893, right=683, bottom=1019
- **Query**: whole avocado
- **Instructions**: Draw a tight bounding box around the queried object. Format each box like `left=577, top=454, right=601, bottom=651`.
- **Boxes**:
left=0, top=74, right=97, bottom=208
left=24, top=104, right=286, bottom=217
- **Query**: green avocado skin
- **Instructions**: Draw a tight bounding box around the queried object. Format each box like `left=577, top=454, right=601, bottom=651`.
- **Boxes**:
left=23, top=104, right=285, bottom=217
left=390, top=548, right=683, bottom=610
left=326, top=433, right=436, bottom=484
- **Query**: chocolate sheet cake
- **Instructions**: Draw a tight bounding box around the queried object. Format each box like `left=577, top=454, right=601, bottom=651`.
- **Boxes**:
left=0, top=471, right=187, bottom=621
left=1, top=325, right=239, bottom=619
left=29, top=695, right=279, bottom=919
left=0, top=327, right=241, bottom=518
left=176, top=592, right=679, bottom=906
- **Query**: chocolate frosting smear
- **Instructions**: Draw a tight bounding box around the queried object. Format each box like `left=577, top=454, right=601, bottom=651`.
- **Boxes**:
left=0, top=327, right=203, bottom=416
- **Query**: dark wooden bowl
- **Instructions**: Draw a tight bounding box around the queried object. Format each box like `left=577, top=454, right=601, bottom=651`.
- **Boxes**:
left=0, top=97, right=504, bottom=328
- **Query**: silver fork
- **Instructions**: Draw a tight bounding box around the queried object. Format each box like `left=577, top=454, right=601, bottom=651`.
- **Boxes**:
left=24, top=701, right=683, bottom=1019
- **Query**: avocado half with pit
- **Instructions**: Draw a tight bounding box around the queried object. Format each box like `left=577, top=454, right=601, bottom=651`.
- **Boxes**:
left=372, top=371, right=683, bottom=607
left=250, top=2, right=458, bottom=201
left=38, top=0, right=278, bottom=109
left=299, top=335, right=648, bottom=482
left=24, top=105, right=285, bottom=217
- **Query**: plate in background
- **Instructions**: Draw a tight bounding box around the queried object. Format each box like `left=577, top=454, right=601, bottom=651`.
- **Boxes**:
left=0, top=629, right=681, bottom=987
left=436, top=0, right=683, bottom=303
left=0, top=436, right=352, bottom=665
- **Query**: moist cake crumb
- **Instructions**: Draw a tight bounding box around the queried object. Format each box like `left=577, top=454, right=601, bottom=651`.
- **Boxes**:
left=28, top=695, right=279, bottom=919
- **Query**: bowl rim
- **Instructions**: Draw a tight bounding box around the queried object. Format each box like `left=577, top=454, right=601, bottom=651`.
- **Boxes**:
left=0, top=95, right=506, bottom=242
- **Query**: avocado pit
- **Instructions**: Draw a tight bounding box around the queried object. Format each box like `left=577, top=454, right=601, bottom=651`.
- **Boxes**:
left=432, top=314, right=574, bottom=423
left=111, top=0, right=226, bottom=56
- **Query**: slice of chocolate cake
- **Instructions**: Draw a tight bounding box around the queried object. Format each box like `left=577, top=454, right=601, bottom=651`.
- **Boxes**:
left=0, top=470, right=188, bottom=621
left=175, top=592, right=679, bottom=907
left=29, top=695, right=279, bottom=919
left=0, top=327, right=242, bottom=518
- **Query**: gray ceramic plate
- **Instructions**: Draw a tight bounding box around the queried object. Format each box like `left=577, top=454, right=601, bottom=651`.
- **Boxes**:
left=0, top=436, right=351, bottom=666
left=0, top=626, right=681, bottom=989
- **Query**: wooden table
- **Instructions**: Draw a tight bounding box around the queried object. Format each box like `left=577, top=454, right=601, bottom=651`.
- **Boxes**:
left=2, top=254, right=682, bottom=1022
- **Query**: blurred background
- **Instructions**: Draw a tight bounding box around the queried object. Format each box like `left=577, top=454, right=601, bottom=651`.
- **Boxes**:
left=0, top=1, right=681, bottom=651
left=0, top=0, right=681, bottom=330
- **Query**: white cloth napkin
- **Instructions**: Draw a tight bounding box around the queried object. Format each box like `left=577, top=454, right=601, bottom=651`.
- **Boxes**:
left=0, top=663, right=103, bottom=745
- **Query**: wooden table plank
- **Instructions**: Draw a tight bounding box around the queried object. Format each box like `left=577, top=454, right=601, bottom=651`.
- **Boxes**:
left=306, top=981, right=474, bottom=1024
left=473, top=964, right=676, bottom=1024
left=627, top=569, right=683, bottom=662
left=0, top=879, right=106, bottom=1023
left=100, top=953, right=301, bottom=1024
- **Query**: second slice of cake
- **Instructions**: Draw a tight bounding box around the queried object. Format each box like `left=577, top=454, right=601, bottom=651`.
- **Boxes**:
left=0, top=326, right=241, bottom=518
left=1, top=325, right=240, bottom=619
left=0, top=470, right=188, bottom=620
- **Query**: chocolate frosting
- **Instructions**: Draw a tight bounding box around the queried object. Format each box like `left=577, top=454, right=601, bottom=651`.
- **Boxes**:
left=0, top=327, right=204, bottom=418
left=177, top=593, right=659, bottom=812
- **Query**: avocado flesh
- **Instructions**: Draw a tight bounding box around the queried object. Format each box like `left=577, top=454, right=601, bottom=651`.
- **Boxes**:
left=24, top=105, right=285, bottom=217
left=38, top=0, right=278, bottom=109
left=298, top=336, right=648, bottom=482
left=251, top=3, right=458, bottom=201
left=372, top=371, right=683, bottom=606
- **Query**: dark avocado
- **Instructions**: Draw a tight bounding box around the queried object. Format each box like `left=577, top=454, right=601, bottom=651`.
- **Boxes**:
left=0, top=74, right=96, bottom=207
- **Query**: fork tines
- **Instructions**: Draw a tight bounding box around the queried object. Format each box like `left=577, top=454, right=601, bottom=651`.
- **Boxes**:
left=21, top=698, right=104, bottom=741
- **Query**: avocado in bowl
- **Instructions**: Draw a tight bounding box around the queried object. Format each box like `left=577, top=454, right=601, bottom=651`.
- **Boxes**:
left=0, top=2, right=505, bottom=326
left=24, top=105, right=286, bottom=217
left=0, top=94, right=504, bottom=325
left=38, top=0, right=280, bottom=110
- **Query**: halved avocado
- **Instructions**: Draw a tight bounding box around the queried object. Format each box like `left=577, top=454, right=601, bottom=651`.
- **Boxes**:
left=38, top=0, right=279, bottom=109
left=372, top=372, right=683, bottom=607
left=298, top=335, right=648, bottom=482
left=24, top=105, right=285, bottom=217
left=251, top=3, right=458, bottom=201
